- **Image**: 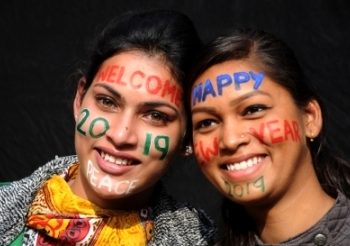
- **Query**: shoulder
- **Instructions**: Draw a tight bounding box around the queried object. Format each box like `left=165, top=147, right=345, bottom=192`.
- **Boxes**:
left=0, top=155, right=78, bottom=246
left=0, top=155, right=77, bottom=196
left=335, top=192, right=350, bottom=241
left=150, top=186, right=216, bottom=245
left=317, top=192, right=350, bottom=245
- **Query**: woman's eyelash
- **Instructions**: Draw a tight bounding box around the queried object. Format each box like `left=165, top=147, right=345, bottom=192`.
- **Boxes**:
left=145, top=110, right=173, bottom=125
left=242, top=104, right=270, bottom=116
left=96, top=96, right=116, bottom=108
left=151, top=111, right=169, bottom=121
left=194, top=119, right=216, bottom=130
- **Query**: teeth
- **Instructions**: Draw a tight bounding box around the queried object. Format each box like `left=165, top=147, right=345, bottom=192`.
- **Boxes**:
left=226, top=156, right=263, bottom=171
left=101, top=151, right=132, bottom=166
left=109, top=155, right=115, bottom=163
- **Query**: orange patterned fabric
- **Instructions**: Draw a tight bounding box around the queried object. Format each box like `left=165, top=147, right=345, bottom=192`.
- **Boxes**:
left=26, top=165, right=153, bottom=245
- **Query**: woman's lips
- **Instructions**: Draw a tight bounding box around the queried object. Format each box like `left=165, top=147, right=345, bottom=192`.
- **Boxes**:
left=100, top=150, right=139, bottom=166
left=94, top=148, right=141, bottom=175
left=223, top=155, right=264, bottom=171
left=220, top=154, right=267, bottom=181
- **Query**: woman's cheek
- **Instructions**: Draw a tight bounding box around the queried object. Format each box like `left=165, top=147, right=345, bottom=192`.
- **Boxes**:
left=76, top=108, right=110, bottom=139
left=140, top=131, right=175, bottom=161
left=248, top=118, right=301, bottom=144
left=193, top=136, right=219, bottom=166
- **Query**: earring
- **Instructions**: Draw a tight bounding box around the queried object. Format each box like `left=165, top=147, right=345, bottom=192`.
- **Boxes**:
left=309, top=130, right=315, bottom=142
left=184, top=145, right=193, bottom=156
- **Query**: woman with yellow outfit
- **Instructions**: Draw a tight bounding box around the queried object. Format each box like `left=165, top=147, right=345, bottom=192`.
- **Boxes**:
left=0, top=9, right=215, bottom=245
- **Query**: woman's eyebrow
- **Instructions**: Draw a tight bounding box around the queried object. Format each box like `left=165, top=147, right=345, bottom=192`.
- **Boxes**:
left=191, top=106, right=217, bottom=115
left=142, top=101, right=180, bottom=115
left=94, top=83, right=126, bottom=105
left=229, top=90, right=271, bottom=107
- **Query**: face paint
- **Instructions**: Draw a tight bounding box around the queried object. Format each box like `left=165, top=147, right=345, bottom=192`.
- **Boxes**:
left=249, top=119, right=301, bottom=144
left=89, top=117, right=110, bottom=138
left=143, top=133, right=170, bottom=160
left=87, top=160, right=138, bottom=195
left=250, top=71, right=264, bottom=89
left=224, top=176, right=265, bottom=198
left=97, top=64, right=127, bottom=85
left=202, top=79, right=217, bottom=102
left=96, top=64, right=182, bottom=107
left=217, top=74, right=232, bottom=95
left=233, top=72, right=250, bottom=90
left=87, top=159, right=99, bottom=187
left=161, top=80, right=182, bottom=106
left=76, top=108, right=110, bottom=138
left=194, top=137, right=219, bottom=164
left=146, top=76, right=162, bottom=94
left=192, top=71, right=265, bottom=105
left=192, top=83, right=203, bottom=106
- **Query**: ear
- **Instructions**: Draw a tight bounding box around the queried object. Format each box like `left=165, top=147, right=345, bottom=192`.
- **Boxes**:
left=73, top=77, right=87, bottom=122
left=303, top=99, right=323, bottom=139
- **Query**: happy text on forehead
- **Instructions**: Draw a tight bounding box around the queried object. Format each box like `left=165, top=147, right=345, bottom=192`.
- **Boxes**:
left=96, top=64, right=182, bottom=107
left=192, top=71, right=264, bottom=106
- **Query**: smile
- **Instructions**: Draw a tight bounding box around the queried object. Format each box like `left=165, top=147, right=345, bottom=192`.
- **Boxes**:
left=225, top=156, right=264, bottom=171
left=100, top=151, right=138, bottom=166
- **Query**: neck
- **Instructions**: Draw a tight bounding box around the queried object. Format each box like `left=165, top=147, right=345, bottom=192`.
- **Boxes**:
left=247, top=167, right=335, bottom=244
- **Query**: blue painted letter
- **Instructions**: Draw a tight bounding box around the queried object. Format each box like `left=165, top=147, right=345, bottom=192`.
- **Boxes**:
left=192, top=83, right=203, bottom=106
left=234, top=72, right=250, bottom=90
left=250, top=71, right=264, bottom=90
left=217, top=74, right=232, bottom=95
left=202, top=79, right=217, bottom=101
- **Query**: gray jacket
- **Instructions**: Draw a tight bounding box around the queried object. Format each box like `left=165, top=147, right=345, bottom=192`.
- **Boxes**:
left=255, top=192, right=350, bottom=246
left=0, top=155, right=215, bottom=246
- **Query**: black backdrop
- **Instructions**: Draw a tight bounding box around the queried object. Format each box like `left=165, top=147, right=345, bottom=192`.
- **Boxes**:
left=1, top=0, right=350, bottom=226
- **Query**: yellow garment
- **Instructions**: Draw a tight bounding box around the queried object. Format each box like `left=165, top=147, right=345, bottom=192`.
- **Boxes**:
left=27, top=170, right=153, bottom=245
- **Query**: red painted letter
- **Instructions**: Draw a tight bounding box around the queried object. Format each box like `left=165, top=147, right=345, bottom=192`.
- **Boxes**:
left=266, top=120, right=283, bottom=144
left=130, top=70, right=144, bottom=89
left=195, top=137, right=219, bottom=162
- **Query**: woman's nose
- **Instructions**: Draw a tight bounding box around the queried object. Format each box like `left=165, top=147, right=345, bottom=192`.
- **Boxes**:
left=106, top=114, right=138, bottom=148
left=219, top=122, right=250, bottom=151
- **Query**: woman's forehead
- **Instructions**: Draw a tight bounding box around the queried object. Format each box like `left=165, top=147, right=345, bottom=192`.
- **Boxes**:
left=92, top=52, right=184, bottom=109
left=192, top=60, right=266, bottom=106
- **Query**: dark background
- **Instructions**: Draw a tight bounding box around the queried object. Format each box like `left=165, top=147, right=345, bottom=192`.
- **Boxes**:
left=1, top=0, right=350, bottom=227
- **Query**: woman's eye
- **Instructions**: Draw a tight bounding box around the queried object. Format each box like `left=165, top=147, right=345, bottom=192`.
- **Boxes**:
left=242, top=104, right=269, bottom=116
left=194, top=119, right=216, bottom=130
left=144, top=110, right=171, bottom=126
left=96, top=96, right=116, bottom=109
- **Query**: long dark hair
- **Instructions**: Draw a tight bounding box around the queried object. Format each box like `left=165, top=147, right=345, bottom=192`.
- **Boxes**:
left=189, top=29, right=350, bottom=245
